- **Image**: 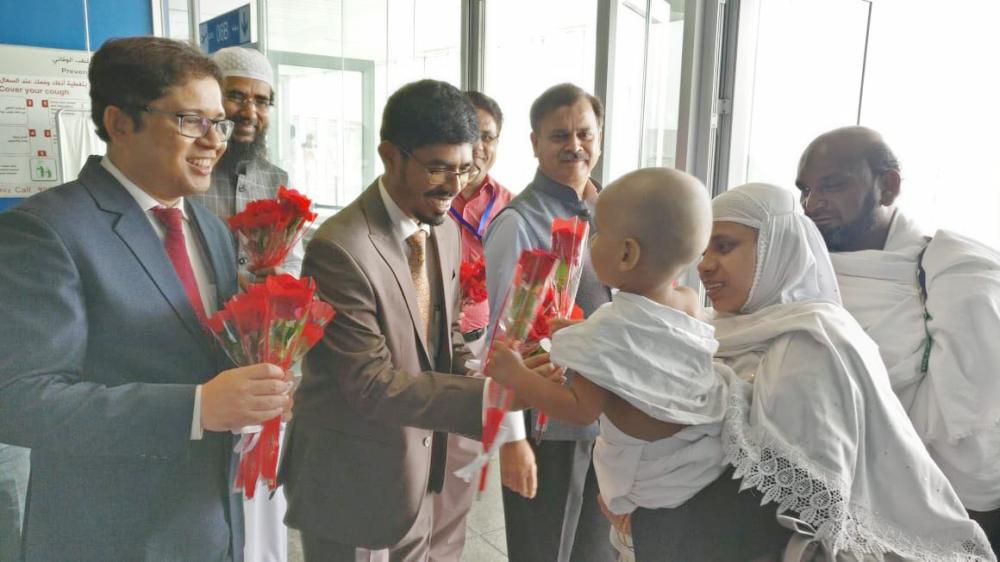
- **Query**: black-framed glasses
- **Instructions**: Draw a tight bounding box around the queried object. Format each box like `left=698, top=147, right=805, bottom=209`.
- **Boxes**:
left=142, top=107, right=235, bottom=141
left=224, top=91, right=274, bottom=112
left=399, top=147, right=480, bottom=185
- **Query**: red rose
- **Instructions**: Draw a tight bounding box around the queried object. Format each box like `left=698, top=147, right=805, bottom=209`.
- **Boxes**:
left=225, top=289, right=270, bottom=334
left=277, top=185, right=318, bottom=222
left=265, top=274, right=316, bottom=320
left=516, top=249, right=558, bottom=287
left=460, top=256, right=488, bottom=305
left=230, top=199, right=288, bottom=232
left=551, top=217, right=588, bottom=265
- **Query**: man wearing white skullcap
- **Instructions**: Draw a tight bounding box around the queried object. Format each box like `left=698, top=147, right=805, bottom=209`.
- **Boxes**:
left=191, top=46, right=300, bottom=562
left=193, top=46, right=301, bottom=283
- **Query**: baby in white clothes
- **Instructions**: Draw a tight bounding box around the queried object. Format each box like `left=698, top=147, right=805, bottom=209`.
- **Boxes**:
left=487, top=168, right=729, bottom=557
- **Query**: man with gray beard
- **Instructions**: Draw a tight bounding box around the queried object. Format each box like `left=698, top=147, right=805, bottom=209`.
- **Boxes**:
left=797, top=126, right=1000, bottom=555
left=190, top=46, right=300, bottom=562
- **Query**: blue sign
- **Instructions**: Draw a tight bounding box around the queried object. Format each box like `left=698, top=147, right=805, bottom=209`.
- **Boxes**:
left=199, top=4, right=252, bottom=54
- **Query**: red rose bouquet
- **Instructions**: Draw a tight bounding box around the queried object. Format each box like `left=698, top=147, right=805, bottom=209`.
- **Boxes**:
left=228, top=186, right=318, bottom=271
left=459, top=255, right=488, bottom=307
left=534, top=216, right=590, bottom=437
left=206, top=274, right=335, bottom=498
left=460, top=249, right=557, bottom=492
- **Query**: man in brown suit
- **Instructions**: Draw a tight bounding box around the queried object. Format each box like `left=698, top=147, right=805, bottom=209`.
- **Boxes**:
left=280, top=79, right=490, bottom=561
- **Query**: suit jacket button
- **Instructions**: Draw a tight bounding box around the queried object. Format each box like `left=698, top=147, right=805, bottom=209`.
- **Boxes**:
left=422, top=436, right=431, bottom=447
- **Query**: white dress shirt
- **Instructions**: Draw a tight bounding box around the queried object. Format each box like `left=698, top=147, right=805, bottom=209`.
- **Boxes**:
left=101, top=156, right=216, bottom=440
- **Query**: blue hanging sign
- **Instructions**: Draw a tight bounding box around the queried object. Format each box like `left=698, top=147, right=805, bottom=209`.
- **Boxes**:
left=199, top=4, right=252, bottom=54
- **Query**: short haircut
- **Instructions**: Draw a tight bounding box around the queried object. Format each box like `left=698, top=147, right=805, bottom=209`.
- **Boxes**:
left=380, top=80, right=479, bottom=151
left=464, top=90, right=504, bottom=131
left=90, top=37, right=223, bottom=142
left=529, top=83, right=604, bottom=133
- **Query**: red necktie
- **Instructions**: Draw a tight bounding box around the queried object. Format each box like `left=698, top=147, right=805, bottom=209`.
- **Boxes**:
left=151, top=206, right=207, bottom=323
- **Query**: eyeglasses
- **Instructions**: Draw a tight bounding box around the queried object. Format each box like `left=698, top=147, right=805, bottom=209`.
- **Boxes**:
left=224, top=91, right=274, bottom=112
left=479, top=133, right=498, bottom=145
left=399, top=147, right=480, bottom=185
left=142, top=107, right=235, bottom=141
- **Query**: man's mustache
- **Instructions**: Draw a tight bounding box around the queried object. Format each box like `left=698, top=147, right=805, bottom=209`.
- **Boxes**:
left=233, top=117, right=259, bottom=129
left=559, top=150, right=589, bottom=163
left=425, top=188, right=454, bottom=198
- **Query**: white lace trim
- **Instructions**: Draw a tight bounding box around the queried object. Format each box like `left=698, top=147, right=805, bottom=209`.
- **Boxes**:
left=722, top=387, right=992, bottom=562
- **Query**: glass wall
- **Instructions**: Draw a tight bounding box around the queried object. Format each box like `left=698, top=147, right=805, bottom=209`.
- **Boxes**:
left=860, top=0, right=1000, bottom=247
left=728, top=0, right=870, bottom=188
left=607, top=0, right=685, bottom=183
left=266, top=0, right=461, bottom=209
left=483, top=0, right=598, bottom=192
left=162, top=0, right=706, bottom=208
left=726, top=0, right=1000, bottom=247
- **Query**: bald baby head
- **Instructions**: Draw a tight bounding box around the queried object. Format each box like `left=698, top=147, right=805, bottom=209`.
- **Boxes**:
left=594, top=168, right=711, bottom=288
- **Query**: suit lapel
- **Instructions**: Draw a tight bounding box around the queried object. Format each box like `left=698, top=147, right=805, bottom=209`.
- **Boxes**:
left=361, top=184, right=433, bottom=365
left=187, top=200, right=234, bottom=310
left=79, top=158, right=210, bottom=343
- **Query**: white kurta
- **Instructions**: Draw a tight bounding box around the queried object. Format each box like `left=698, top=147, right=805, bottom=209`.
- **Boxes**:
left=550, top=292, right=728, bottom=515
left=831, top=212, right=1000, bottom=511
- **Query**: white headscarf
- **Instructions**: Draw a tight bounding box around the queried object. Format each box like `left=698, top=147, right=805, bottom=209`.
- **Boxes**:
left=711, top=183, right=840, bottom=313
left=711, top=184, right=994, bottom=561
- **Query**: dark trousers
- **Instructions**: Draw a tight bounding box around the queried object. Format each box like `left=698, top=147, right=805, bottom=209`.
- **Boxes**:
left=501, top=439, right=615, bottom=562
left=969, top=507, right=1000, bottom=558
left=631, top=468, right=791, bottom=562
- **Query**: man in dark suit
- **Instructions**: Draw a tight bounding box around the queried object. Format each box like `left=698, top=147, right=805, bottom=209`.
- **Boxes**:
left=281, top=80, right=504, bottom=561
left=0, top=37, right=291, bottom=562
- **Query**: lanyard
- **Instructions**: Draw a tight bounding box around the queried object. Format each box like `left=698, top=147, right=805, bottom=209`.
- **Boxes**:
left=449, top=190, right=498, bottom=241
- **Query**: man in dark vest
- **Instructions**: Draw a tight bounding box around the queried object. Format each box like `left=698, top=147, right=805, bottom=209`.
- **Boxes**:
left=483, top=83, right=615, bottom=562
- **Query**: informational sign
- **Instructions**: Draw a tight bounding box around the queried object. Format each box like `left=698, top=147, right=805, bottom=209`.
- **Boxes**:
left=0, top=44, right=91, bottom=198
left=199, top=4, right=252, bottom=54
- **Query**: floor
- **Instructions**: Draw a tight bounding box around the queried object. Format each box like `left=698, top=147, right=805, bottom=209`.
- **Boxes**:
left=286, top=461, right=508, bottom=561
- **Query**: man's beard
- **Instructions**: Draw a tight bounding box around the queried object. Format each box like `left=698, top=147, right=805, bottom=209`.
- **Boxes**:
left=821, top=190, right=878, bottom=252
left=220, top=130, right=267, bottom=169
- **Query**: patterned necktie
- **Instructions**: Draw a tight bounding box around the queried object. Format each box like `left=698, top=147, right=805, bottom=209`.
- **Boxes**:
left=406, top=230, right=431, bottom=337
left=151, top=206, right=207, bottom=323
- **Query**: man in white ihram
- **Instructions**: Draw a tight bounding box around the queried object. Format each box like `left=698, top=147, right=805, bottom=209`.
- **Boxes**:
left=796, top=126, right=1000, bottom=556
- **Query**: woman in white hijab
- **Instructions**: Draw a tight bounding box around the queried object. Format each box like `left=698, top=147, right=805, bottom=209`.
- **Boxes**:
left=702, top=183, right=993, bottom=561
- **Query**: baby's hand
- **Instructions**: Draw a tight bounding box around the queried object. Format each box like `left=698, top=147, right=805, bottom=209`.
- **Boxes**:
left=486, top=340, right=526, bottom=384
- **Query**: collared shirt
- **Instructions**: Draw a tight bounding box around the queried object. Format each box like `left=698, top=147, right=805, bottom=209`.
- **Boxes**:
left=483, top=168, right=610, bottom=442
left=100, top=156, right=215, bottom=440
left=190, top=156, right=303, bottom=278
left=449, top=175, right=513, bottom=333
left=378, top=177, right=431, bottom=247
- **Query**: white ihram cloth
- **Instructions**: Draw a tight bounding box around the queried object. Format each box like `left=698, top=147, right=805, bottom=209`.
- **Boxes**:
left=711, top=184, right=994, bottom=561
left=549, top=291, right=729, bottom=515
left=831, top=211, right=1000, bottom=510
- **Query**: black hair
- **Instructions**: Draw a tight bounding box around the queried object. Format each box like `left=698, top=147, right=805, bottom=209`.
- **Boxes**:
left=90, top=36, right=223, bottom=142
left=529, top=83, right=604, bottom=133
left=380, top=79, right=479, bottom=151
left=464, top=90, right=504, bottom=131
